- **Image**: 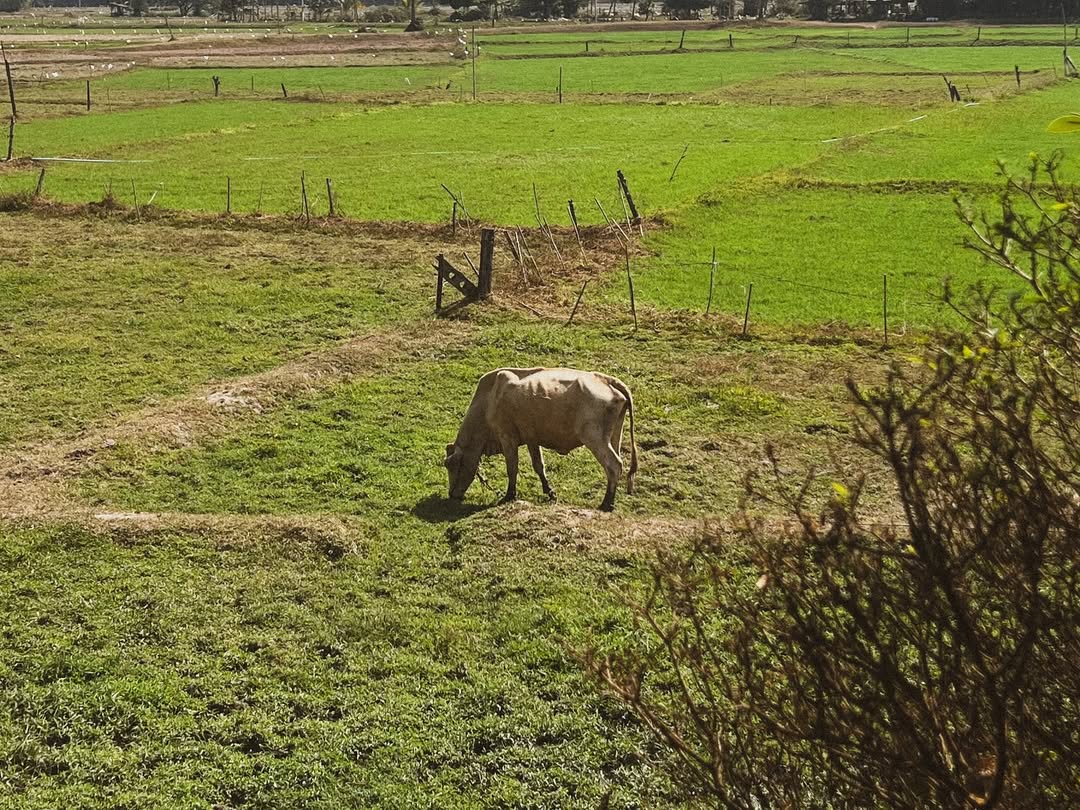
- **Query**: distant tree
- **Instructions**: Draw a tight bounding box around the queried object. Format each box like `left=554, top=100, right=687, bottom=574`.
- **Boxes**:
left=661, top=0, right=710, bottom=18
left=176, top=0, right=193, bottom=15
left=514, top=0, right=578, bottom=17
left=0, top=0, right=31, bottom=11
left=580, top=154, right=1080, bottom=808
left=805, top=0, right=828, bottom=18
left=306, top=0, right=340, bottom=19
left=217, top=0, right=242, bottom=19
left=131, top=0, right=150, bottom=14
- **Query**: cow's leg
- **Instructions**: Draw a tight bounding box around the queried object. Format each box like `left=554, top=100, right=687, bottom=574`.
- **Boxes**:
left=528, top=444, right=556, bottom=501
left=586, top=433, right=623, bottom=512
left=500, top=442, right=519, bottom=504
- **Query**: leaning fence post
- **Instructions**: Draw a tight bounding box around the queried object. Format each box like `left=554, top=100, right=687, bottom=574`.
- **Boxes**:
left=566, top=280, right=588, bottom=326
left=616, top=169, right=641, bottom=226
left=741, top=283, right=753, bottom=337
left=86, top=80, right=91, bottom=111
left=226, top=176, right=231, bottom=214
left=567, top=199, right=585, bottom=261
left=280, top=82, right=288, bottom=99
left=33, top=165, right=45, bottom=197
left=326, top=177, right=336, bottom=217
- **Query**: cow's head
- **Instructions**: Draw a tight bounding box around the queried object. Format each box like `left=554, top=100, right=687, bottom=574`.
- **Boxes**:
left=444, top=443, right=480, bottom=501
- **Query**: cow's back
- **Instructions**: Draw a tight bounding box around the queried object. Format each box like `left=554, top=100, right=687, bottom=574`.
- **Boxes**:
left=486, top=368, right=623, bottom=453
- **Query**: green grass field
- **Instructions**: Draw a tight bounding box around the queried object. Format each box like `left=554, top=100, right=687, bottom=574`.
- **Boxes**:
left=0, top=17, right=1074, bottom=807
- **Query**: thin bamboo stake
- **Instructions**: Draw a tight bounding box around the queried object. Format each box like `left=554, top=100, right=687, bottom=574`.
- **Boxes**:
left=742, top=283, right=753, bottom=337
left=130, top=179, right=141, bottom=221
left=625, top=247, right=637, bottom=330
left=706, top=246, right=716, bottom=314
left=300, top=171, right=310, bottom=224
left=883, top=274, right=889, bottom=346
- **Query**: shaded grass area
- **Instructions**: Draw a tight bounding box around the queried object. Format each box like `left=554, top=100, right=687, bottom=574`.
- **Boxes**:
left=76, top=320, right=889, bottom=519
left=0, top=520, right=675, bottom=808
left=3, top=101, right=901, bottom=222
left=0, top=213, right=429, bottom=447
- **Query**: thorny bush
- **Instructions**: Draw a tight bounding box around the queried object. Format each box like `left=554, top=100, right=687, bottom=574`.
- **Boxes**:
left=579, top=155, right=1079, bottom=808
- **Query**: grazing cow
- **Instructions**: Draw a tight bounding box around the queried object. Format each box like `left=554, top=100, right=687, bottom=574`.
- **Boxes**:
left=444, top=367, right=638, bottom=512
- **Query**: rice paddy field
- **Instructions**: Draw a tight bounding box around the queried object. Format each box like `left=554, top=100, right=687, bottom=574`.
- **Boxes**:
left=0, top=11, right=1075, bottom=807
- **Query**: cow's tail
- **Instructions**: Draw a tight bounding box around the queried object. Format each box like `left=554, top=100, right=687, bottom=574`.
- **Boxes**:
left=608, top=377, right=638, bottom=495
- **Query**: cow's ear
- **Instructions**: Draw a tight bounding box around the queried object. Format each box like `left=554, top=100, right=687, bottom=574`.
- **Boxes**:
left=445, top=443, right=457, bottom=458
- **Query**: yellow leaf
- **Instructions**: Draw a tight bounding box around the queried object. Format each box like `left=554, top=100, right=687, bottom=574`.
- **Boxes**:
left=1047, top=114, right=1080, bottom=133
left=962, top=345, right=975, bottom=359
left=1051, top=202, right=1071, bottom=211
left=831, top=482, right=849, bottom=500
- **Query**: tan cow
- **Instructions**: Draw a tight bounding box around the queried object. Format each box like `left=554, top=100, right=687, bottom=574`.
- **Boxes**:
left=444, top=367, right=638, bottom=512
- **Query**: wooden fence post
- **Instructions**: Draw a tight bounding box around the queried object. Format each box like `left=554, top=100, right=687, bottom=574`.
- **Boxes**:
left=478, top=227, right=495, bottom=298
left=226, top=176, right=231, bottom=214
left=300, top=171, right=309, bottom=223
left=706, top=246, right=716, bottom=314
left=742, top=283, right=753, bottom=337
left=1, top=43, right=16, bottom=121
left=883, top=274, right=889, bottom=346
left=34, top=165, right=45, bottom=197
left=435, top=255, right=445, bottom=313
left=86, top=80, right=91, bottom=111
left=326, top=177, right=335, bottom=216
left=5, top=116, right=12, bottom=162
left=280, top=82, right=288, bottom=98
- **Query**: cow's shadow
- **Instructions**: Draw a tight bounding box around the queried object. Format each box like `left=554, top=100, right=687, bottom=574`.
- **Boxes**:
left=411, top=494, right=488, bottom=524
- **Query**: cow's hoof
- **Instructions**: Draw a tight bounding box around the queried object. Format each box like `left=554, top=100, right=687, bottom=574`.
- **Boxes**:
left=545, top=490, right=557, bottom=502
left=499, top=494, right=517, bottom=505
left=599, top=501, right=614, bottom=513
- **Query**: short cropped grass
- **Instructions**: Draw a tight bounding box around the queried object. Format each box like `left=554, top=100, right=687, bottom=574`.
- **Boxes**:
left=0, top=214, right=427, bottom=447
left=76, top=319, right=888, bottom=519
left=5, top=101, right=903, bottom=222
left=0, top=520, right=678, bottom=808
left=800, top=80, right=1080, bottom=183
left=632, top=186, right=984, bottom=328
